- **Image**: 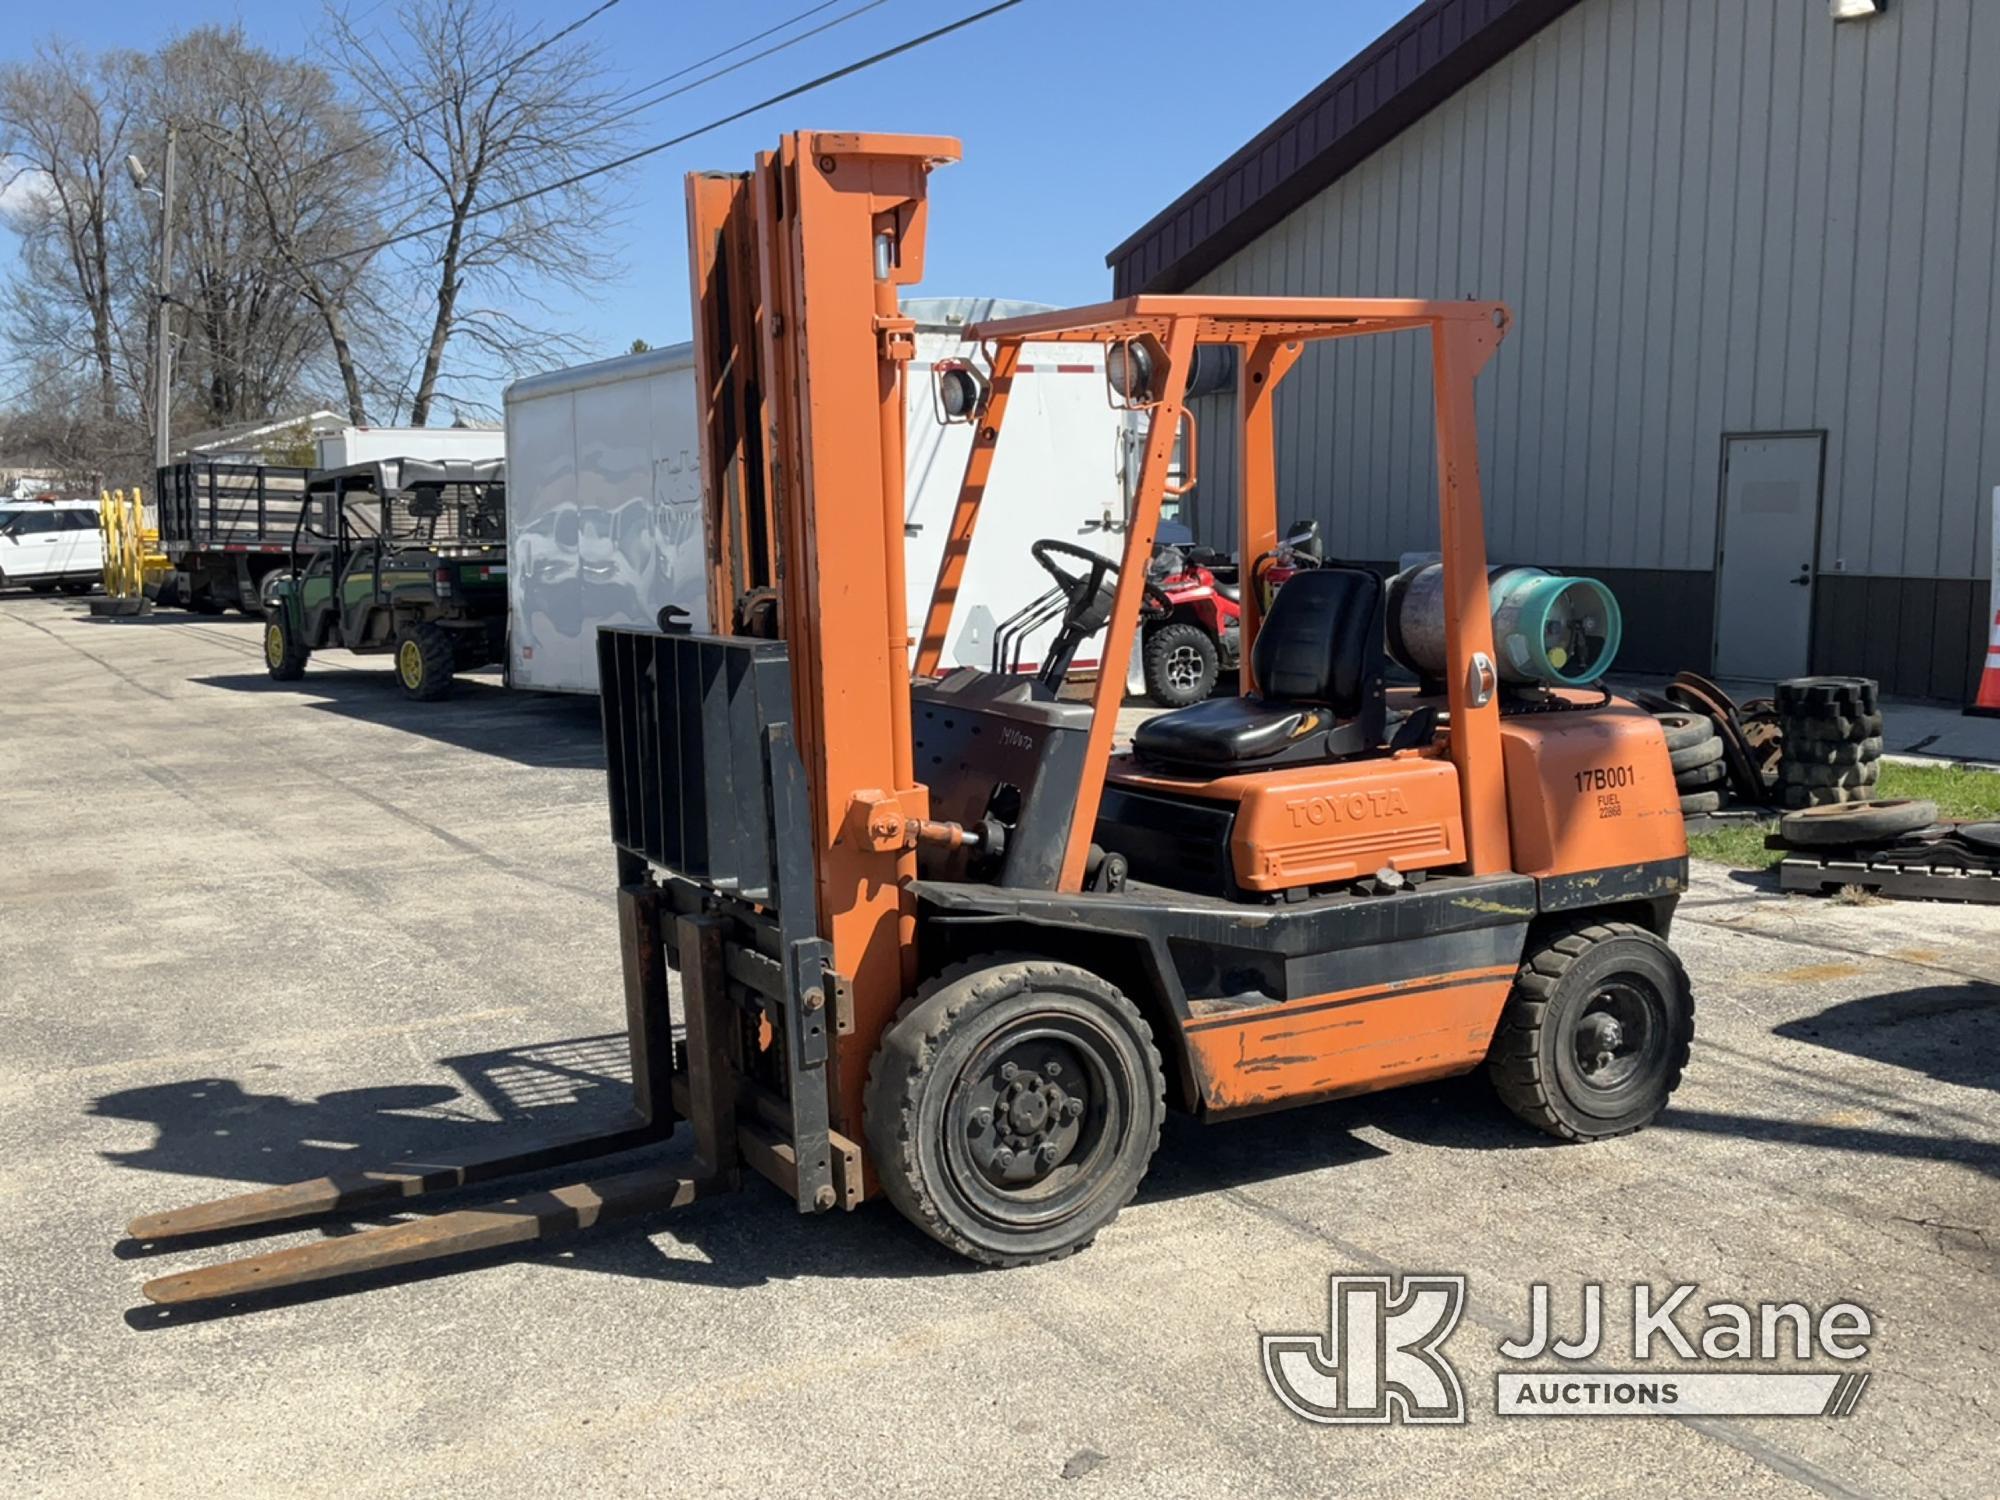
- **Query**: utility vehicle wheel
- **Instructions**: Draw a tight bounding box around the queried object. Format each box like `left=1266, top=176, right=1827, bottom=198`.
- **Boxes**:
left=865, top=957, right=1165, bottom=1267
left=1488, top=923, right=1693, bottom=1142
left=28, top=581, right=57, bottom=594
left=1143, top=622, right=1220, bottom=707
left=263, top=615, right=310, bottom=681
left=394, top=624, right=455, bottom=701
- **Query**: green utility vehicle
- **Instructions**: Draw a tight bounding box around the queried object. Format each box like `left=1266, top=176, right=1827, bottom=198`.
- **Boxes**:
left=263, top=458, right=507, bottom=700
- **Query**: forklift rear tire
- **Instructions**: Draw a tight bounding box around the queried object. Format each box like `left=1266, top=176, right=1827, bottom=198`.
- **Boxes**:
left=264, top=615, right=310, bottom=681
left=1487, top=923, right=1693, bottom=1142
left=1143, top=622, right=1220, bottom=707
left=394, top=624, right=456, bottom=701
left=865, top=957, right=1165, bottom=1267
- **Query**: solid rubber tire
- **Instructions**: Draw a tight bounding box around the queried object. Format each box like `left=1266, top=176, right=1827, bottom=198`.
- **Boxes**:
left=1654, top=712, right=1716, bottom=752
left=1778, top=798, right=1938, bottom=846
left=1487, top=923, right=1694, bottom=1141
left=1668, top=735, right=1725, bottom=773
left=1674, top=758, right=1728, bottom=790
left=864, top=957, right=1164, bottom=1267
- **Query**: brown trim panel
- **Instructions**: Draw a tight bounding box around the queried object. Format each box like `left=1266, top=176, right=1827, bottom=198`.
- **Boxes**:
left=1107, top=0, right=1586, bottom=296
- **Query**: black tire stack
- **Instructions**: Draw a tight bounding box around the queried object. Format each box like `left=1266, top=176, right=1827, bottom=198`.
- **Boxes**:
left=1656, top=712, right=1728, bottom=816
left=1774, top=676, right=1884, bottom=809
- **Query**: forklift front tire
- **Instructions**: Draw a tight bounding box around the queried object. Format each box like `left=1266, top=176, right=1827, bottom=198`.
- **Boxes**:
left=394, top=624, right=456, bottom=701
left=264, top=615, right=310, bottom=681
left=1487, top=923, right=1693, bottom=1142
left=865, top=957, right=1165, bottom=1267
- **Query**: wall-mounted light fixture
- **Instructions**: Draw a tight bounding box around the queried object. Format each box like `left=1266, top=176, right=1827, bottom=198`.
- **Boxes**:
left=1829, top=0, right=1886, bottom=20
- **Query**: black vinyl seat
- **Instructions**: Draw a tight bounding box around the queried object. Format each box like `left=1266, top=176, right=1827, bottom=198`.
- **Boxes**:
left=1133, top=567, right=1387, bottom=772
left=1213, top=579, right=1240, bottom=604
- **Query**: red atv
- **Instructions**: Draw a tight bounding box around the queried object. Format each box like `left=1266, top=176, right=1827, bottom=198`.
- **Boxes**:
left=1141, top=521, right=1321, bottom=706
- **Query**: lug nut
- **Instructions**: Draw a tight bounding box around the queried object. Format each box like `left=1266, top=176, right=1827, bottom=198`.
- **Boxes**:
left=1037, top=1142, right=1059, bottom=1166
left=969, top=1107, right=992, bottom=1133
left=994, top=1147, right=1016, bottom=1169
left=1062, top=1097, right=1083, bottom=1120
left=999, top=1062, right=1019, bottom=1082
left=1044, top=1060, right=1062, bottom=1078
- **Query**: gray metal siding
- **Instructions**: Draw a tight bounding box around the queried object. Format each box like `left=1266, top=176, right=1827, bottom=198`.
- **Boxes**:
left=1186, top=0, right=2000, bottom=591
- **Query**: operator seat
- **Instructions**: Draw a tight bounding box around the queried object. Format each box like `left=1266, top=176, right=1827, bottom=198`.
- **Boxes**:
left=1132, top=566, right=1387, bottom=772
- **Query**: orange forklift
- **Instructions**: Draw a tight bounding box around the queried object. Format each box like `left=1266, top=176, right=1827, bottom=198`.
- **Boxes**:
left=128, top=132, right=1691, bottom=1302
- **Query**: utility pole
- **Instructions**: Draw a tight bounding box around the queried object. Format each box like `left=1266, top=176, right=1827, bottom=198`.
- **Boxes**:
left=152, top=123, right=177, bottom=474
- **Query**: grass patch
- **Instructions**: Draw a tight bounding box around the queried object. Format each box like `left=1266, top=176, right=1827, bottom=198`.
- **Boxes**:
left=1874, top=760, right=2000, bottom=819
left=1686, top=821, right=1783, bottom=870
left=1684, top=759, right=2000, bottom=869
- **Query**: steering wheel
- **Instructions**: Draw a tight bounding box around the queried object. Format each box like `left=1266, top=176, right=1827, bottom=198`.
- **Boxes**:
left=1029, top=539, right=1171, bottom=620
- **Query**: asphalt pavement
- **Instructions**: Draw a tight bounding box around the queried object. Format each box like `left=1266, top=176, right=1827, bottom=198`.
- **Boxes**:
left=1, top=593, right=1994, bottom=1498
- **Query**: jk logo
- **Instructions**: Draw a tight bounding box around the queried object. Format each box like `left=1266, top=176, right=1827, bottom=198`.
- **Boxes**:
left=1262, top=1274, right=1468, bottom=1425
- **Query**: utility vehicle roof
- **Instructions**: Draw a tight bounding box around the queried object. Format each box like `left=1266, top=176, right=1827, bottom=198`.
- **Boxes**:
left=306, top=457, right=505, bottom=494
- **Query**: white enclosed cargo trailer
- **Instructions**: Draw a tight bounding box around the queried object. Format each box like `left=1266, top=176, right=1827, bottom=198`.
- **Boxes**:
left=503, top=343, right=707, bottom=693
left=502, top=299, right=1138, bottom=694
left=314, top=425, right=506, bottom=469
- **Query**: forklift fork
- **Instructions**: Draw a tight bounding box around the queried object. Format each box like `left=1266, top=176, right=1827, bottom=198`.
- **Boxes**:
left=128, top=626, right=851, bottom=1307
left=124, top=882, right=729, bottom=1306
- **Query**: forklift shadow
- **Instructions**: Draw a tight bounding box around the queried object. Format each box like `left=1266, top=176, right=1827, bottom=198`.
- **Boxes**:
left=97, top=1033, right=965, bottom=1327
left=1140, top=1073, right=1539, bottom=1204
left=190, top=671, right=607, bottom=770
left=1771, top=980, right=2000, bottom=1095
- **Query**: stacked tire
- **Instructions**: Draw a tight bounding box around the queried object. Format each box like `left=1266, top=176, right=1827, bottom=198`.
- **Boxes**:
left=1775, top=677, right=1883, bottom=810
left=1656, top=712, right=1729, bottom=816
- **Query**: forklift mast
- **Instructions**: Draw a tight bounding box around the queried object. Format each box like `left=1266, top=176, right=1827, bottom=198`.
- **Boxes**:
left=685, top=132, right=961, bottom=1149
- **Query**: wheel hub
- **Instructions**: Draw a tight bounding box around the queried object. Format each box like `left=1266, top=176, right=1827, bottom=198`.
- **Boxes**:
left=1570, top=983, right=1655, bottom=1091
left=1166, top=644, right=1203, bottom=688
left=960, top=1042, right=1090, bottom=1188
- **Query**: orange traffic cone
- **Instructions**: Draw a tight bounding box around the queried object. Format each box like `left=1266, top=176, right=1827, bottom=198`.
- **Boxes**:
left=1970, top=603, right=2000, bottom=718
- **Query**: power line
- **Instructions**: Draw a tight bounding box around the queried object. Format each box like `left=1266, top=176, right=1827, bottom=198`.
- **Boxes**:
left=0, top=357, right=97, bottom=412
left=305, top=0, right=1026, bottom=273
left=349, top=0, right=889, bottom=245
left=264, top=0, right=628, bottom=188
left=592, top=0, right=887, bottom=134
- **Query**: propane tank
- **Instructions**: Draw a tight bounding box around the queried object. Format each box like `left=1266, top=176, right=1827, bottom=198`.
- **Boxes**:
left=1385, top=563, right=1623, bottom=687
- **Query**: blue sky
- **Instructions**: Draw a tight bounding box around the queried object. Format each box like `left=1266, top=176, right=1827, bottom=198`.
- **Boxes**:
left=4, top=0, right=1412, bottom=384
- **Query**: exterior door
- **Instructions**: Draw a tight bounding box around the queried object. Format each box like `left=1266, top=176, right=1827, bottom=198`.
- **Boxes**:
left=1713, top=434, right=1824, bottom=682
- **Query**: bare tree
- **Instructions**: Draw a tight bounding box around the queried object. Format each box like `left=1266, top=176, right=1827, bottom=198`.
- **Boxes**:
left=148, top=28, right=360, bottom=431
left=0, top=42, right=144, bottom=424
left=328, top=0, right=630, bottom=425
left=1, top=28, right=391, bottom=449
left=177, top=29, right=393, bottom=423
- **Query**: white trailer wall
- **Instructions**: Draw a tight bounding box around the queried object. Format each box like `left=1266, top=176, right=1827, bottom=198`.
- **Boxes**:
left=504, top=344, right=706, bottom=693
left=506, top=302, right=1135, bottom=694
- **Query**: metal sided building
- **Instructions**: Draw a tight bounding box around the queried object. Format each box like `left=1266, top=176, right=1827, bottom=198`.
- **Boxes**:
left=1109, top=0, right=1999, bottom=699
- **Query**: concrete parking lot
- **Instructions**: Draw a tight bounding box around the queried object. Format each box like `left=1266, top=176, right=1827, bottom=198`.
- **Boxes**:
left=2, top=592, right=1996, bottom=1498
